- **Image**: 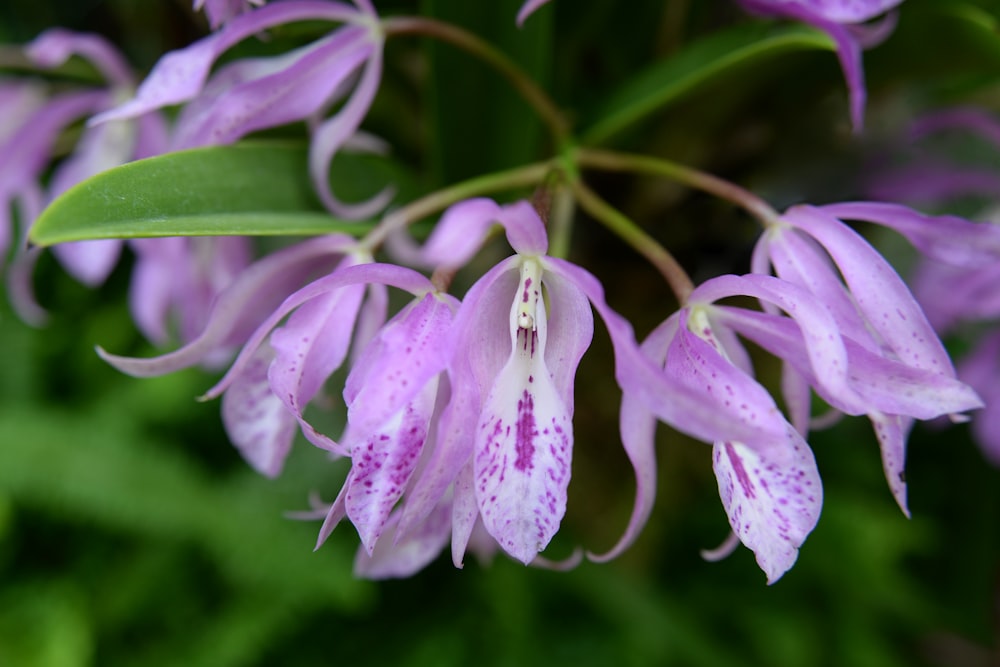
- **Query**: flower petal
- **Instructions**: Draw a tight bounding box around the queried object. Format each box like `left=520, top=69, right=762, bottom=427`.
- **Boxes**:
left=475, top=269, right=571, bottom=564
left=91, top=1, right=366, bottom=124
left=587, top=318, right=670, bottom=563
left=784, top=205, right=954, bottom=375
left=345, top=377, right=438, bottom=553
left=869, top=412, right=912, bottom=516
left=99, top=236, right=353, bottom=376
left=819, top=201, right=1000, bottom=268
left=353, top=500, right=451, bottom=579
left=221, top=345, right=298, bottom=476
left=712, top=436, right=822, bottom=584
left=344, top=292, right=456, bottom=440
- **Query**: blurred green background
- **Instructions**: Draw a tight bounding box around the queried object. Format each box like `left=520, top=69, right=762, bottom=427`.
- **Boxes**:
left=2, top=1, right=999, bottom=665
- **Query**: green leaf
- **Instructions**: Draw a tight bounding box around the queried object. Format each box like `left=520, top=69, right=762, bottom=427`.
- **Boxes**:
left=582, top=23, right=834, bottom=145
left=29, top=143, right=382, bottom=246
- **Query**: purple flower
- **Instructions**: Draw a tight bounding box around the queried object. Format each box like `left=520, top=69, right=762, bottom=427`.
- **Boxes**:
left=736, top=0, right=903, bottom=130
left=1, top=30, right=168, bottom=321
left=93, top=0, right=392, bottom=219
left=369, top=199, right=819, bottom=570
left=621, top=280, right=824, bottom=582
left=751, top=203, right=984, bottom=511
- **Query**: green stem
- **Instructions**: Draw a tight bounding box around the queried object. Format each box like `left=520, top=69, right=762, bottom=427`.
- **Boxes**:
left=575, top=148, right=781, bottom=227
left=546, top=182, right=576, bottom=259
left=572, top=180, right=694, bottom=304
left=363, top=160, right=555, bottom=249
left=382, top=16, right=570, bottom=145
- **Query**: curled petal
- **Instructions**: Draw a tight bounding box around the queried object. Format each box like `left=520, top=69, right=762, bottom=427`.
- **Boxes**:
left=819, top=201, right=1000, bottom=268
left=547, top=258, right=789, bottom=450
left=309, top=46, right=394, bottom=218
left=713, top=437, right=822, bottom=584
left=91, top=1, right=366, bottom=125
left=587, top=318, right=671, bottom=563
left=99, top=236, right=354, bottom=376
left=27, top=29, right=133, bottom=86
left=172, top=27, right=373, bottom=149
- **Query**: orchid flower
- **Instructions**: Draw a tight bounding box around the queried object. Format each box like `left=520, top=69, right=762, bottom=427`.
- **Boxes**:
left=93, top=0, right=392, bottom=219
left=736, top=0, right=904, bottom=131
left=0, top=30, right=169, bottom=323
left=864, top=109, right=1000, bottom=466
left=371, top=199, right=831, bottom=570
left=620, top=279, right=823, bottom=583
left=752, top=203, right=985, bottom=511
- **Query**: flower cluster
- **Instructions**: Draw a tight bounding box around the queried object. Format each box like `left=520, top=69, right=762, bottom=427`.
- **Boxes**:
left=10, top=0, right=997, bottom=586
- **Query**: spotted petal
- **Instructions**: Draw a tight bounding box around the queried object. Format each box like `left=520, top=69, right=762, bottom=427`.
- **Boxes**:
left=713, top=436, right=822, bottom=584
left=475, top=268, right=571, bottom=564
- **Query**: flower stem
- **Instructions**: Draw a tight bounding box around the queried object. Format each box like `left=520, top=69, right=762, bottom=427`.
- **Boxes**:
left=382, top=16, right=570, bottom=145
left=575, top=148, right=782, bottom=227
left=572, top=180, right=694, bottom=304
left=363, top=160, right=555, bottom=249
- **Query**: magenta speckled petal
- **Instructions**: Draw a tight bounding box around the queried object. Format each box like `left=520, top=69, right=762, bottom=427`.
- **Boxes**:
left=346, top=377, right=439, bottom=553
left=713, top=436, right=822, bottom=584
left=475, top=260, right=571, bottom=564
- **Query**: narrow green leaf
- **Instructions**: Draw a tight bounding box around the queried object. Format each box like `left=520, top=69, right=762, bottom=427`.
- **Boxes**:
left=29, top=143, right=380, bottom=246
left=582, top=23, right=834, bottom=145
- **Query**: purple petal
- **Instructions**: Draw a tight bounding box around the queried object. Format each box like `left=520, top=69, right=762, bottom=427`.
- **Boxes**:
left=421, top=198, right=503, bottom=269
left=353, top=500, right=451, bottom=579
left=712, top=437, right=822, bottom=584
left=27, top=29, right=132, bottom=86
left=344, top=292, right=457, bottom=438
left=497, top=200, right=549, bottom=257
left=587, top=318, right=671, bottom=563
left=172, top=27, right=373, bottom=149
left=309, top=44, right=394, bottom=218
left=91, top=0, right=366, bottom=125
left=819, top=201, right=1000, bottom=268
left=451, top=462, right=481, bottom=567
left=870, top=412, right=912, bottom=515
left=100, top=236, right=354, bottom=376
left=783, top=205, right=954, bottom=376
left=222, top=345, right=298, bottom=476
left=755, top=226, right=875, bottom=347
left=536, top=266, right=593, bottom=412
left=666, top=311, right=800, bottom=464
left=345, top=378, right=438, bottom=553
left=475, top=261, right=572, bottom=564
left=267, top=276, right=366, bottom=451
